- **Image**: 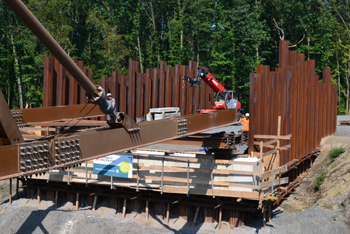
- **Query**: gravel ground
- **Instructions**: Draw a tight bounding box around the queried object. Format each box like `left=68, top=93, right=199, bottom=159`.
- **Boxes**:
left=334, top=115, right=350, bottom=137
left=0, top=117, right=349, bottom=234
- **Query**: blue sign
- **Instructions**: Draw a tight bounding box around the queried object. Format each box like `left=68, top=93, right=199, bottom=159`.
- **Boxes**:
left=93, top=154, right=133, bottom=178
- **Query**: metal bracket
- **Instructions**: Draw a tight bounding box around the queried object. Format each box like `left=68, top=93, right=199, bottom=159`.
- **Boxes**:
left=183, top=76, right=201, bottom=87
left=107, top=112, right=140, bottom=132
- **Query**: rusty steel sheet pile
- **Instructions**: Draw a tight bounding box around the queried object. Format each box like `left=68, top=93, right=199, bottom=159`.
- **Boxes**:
left=43, top=58, right=213, bottom=120
left=249, top=40, right=337, bottom=166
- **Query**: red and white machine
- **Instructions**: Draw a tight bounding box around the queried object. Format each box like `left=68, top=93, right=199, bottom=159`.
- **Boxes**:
left=183, top=68, right=241, bottom=113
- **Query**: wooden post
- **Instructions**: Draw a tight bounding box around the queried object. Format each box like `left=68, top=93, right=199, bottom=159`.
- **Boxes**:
left=191, top=206, right=200, bottom=228
left=76, top=193, right=79, bottom=211
left=55, top=191, right=58, bottom=208
left=122, top=198, right=127, bottom=219
left=16, top=178, right=19, bottom=200
left=166, top=203, right=170, bottom=225
left=9, top=178, right=12, bottom=204
left=259, top=141, right=263, bottom=208
left=276, top=116, right=281, bottom=168
left=37, top=188, right=40, bottom=204
left=218, top=208, right=222, bottom=230
left=145, top=200, right=149, bottom=221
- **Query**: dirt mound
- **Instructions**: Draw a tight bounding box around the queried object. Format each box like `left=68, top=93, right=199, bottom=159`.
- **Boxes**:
left=281, top=136, right=350, bottom=226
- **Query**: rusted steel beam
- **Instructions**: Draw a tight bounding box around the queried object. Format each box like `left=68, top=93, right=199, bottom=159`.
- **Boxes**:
left=11, top=104, right=102, bottom=124
left=0, top=90, right=24, bottom=145
left=0, top=109, right=237, bottom=180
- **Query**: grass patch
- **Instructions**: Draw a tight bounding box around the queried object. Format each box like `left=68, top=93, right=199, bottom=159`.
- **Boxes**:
left=0, top=186, right=3, bottom=190
left=329, top=147, right=345, bottom=159
left=315, top=172, right=325, bottom=188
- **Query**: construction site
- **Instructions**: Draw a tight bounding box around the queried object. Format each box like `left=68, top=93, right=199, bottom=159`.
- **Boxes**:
left=0, top=0, right=345, bottom=233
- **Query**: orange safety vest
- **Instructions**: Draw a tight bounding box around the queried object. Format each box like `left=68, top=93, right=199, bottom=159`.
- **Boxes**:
left=239, top=118, right=249, bottom=131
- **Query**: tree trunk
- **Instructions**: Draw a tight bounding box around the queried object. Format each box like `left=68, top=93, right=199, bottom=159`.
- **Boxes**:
left=180, top=30, right=183, bottom=50
left=307, top=30, right=310, bottom=60
left=9, top=33, right=23, bottom=109
left=255, top=0, right=259, bottom=61
left=197, top=32, right=199, bottom=65
left=348, top=46, right=350, bottom=115
left=137, top=31, right=143, bottom=73
left=150, top=3, right=160, bottom=63
left=336, top=48, right=341, bottom=114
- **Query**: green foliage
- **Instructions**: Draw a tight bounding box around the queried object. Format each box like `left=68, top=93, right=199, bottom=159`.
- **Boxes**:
left=315, top=171, right=325, bottom=188
left=0, top=0, right=349, bottom=111
left=0, top=186, right=2, bottom=190
left=329, top=147, right=345, bottom=159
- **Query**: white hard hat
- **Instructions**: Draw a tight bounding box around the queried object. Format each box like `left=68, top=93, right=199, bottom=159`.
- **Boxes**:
left=245, top=113, right=249, bottom=117
left=107, top=93, right=112, bottom=97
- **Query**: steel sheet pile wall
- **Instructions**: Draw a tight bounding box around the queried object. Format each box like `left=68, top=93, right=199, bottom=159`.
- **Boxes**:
left=43, top=58, right=213, bottom=120
left=249, top=41, right=337, bottom=165
left=43, top=57, right=93, bottom=107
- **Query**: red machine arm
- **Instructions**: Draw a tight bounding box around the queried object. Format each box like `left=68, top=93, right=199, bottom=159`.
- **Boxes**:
left=200, top=71, right=227, bottom=94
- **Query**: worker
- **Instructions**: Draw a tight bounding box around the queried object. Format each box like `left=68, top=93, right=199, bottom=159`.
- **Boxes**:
left=106, top=93, right=116, bottom=121
left=239, top=113, right=249, bottom=131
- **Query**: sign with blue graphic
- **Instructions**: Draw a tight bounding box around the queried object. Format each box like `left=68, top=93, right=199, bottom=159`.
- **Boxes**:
left=93, top=154, right=133, bottom=178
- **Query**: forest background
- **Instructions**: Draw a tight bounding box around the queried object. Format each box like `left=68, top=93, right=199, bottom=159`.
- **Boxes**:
left=1, top=0, right=350, bottom=114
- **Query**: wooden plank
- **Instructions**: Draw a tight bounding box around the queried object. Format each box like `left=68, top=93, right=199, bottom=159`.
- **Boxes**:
left=253, top=139, right=278, bottom=147
left=261, top=177, right=288, bottom=189
left=162, top=186, right=260, bottom=200
left=262, top=145, right=291, bottom=157
left=131, top=174, right=260, bottom=186
left=254, top=134, right=291, bottom=140
left=260, top=165, right=288, bottom=180
left=142, top=165, right=259, bottom=176
left=136, top=155, right=258, bottom=165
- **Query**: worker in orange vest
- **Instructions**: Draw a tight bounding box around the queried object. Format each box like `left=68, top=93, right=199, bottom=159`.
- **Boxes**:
left=239, top=113, right=249, bottom=131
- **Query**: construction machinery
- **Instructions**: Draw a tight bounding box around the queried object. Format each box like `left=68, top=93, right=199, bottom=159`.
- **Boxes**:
left=183, top=67, right=240, bottom=113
